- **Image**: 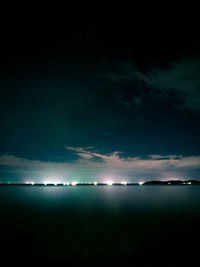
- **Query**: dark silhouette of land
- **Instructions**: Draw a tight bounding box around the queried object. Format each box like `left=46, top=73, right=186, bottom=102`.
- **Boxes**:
left=143, top=179, right=200, bottom=185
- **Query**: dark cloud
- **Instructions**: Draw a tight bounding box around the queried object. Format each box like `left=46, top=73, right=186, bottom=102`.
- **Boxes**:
left=94, top=56, right=200, bottom=112
left=149, top=57, right=200, bottom=112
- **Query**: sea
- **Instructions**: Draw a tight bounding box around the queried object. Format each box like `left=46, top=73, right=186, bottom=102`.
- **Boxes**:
left=0, top=185, right=200, bottom=266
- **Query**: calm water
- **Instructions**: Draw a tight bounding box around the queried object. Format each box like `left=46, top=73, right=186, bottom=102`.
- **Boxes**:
left=0, top=186, right=200, bottom=265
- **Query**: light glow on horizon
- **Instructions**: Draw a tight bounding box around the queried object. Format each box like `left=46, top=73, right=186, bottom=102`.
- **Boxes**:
left=106, top=181, right=113, bottom=185
left=1, top=180, right=198, bottom=186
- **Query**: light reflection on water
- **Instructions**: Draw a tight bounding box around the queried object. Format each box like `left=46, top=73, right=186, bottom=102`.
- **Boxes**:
left=1, top=185, right=199, bottom=212
left=0, top=186, right=200, bottom=261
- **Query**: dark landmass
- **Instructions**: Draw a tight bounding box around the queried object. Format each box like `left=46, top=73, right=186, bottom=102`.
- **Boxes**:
left=144, top=180, right=200, bottom=185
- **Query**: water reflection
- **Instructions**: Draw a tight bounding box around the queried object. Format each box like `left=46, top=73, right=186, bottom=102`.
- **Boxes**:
left=0, top=186, right=200, bottom=263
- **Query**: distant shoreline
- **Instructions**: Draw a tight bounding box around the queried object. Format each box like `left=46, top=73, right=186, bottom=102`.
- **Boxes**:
left=0, top=180, right=200, bottom=186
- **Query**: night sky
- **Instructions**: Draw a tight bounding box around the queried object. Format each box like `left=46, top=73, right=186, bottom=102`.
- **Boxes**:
left=0, top=2, right=200, bottom=182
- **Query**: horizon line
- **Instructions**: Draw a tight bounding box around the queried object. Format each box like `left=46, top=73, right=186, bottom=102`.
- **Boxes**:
left=0, top=180, right=200, bottom=186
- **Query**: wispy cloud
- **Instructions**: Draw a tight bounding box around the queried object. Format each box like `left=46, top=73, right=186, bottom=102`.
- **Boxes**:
left=0, top=154, right=66, bottom=168
left=65, top=147, right=200, bottom=170
left=0, top=148, right=200, bottom=178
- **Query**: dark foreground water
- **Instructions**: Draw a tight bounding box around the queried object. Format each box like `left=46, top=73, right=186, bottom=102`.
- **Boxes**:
left=0, top=186, right=200, bottom=266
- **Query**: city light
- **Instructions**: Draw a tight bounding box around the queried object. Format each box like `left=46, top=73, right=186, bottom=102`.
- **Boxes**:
left=1, top=180, right=199, bottom=187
